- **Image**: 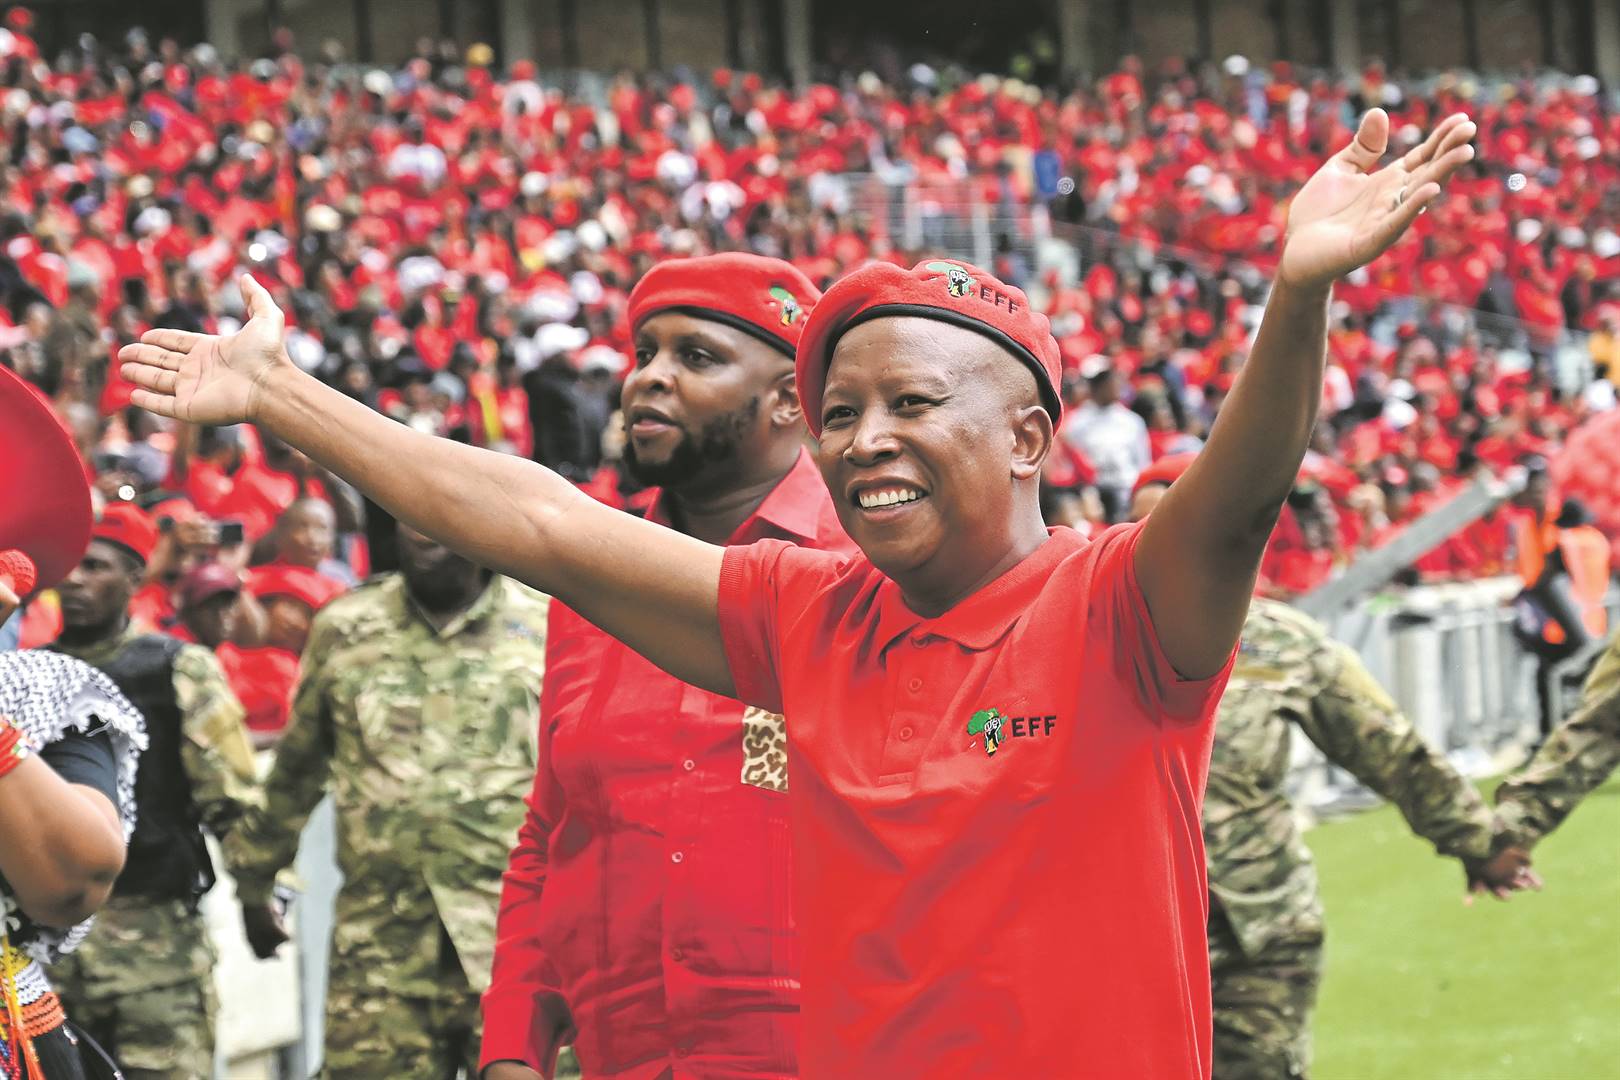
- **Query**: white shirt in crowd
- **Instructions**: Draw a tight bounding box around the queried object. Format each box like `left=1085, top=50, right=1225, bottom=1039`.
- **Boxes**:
left=1062, top=401, right=1151, bottom=492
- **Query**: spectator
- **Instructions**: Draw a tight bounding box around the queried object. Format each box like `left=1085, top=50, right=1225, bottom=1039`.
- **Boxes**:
left=264, top=498, right=359, bottom=588
left=1061, top=362, right=1151, bottom=521
left=231, top=564, right=347, bottom=743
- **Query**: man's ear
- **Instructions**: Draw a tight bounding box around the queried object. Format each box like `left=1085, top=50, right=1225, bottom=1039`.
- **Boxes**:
left=1010, top=405, right=1054, bottom=482
left=771, top=369, right=804, bottom=430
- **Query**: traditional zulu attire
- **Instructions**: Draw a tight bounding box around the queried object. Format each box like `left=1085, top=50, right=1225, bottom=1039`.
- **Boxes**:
left=0, top=652, right=145, bottom=1080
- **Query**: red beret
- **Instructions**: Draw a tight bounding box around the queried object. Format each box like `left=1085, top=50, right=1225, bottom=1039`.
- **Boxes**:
left=1132, top=451, right=1200, bottom=497
left=92, top=502, right=159, bottom=567
left=249, top=564, right=345, bottom=612
left=627, top=253, right=821, bottom=358
left=795, top=259, right=1062, bottom=437
left=0, top=363, right=92, bottom=593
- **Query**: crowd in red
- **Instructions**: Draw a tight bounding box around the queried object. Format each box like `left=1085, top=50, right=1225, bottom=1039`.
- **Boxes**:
left=2, top=12, right=1617, bottom=722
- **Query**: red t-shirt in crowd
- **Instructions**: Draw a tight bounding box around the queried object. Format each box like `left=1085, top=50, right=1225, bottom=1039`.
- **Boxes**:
left=482, top=449, right=854, bottom=1078
left=219, top=643, right=300, bottom=735
left=716, top=523, right=1231, bottom=1078
left=213, top=461, right=331, bottom=542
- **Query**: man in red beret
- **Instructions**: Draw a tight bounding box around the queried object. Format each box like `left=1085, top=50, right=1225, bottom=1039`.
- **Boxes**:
left=483, top=254, right=854, bottom=1080
left=50, top=502, right=261, bottom=1078
left=122, top=109, right=1476, bottom=1077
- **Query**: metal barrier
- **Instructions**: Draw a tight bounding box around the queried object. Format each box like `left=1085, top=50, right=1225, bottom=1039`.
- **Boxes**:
left=1293, top=580, right=1620, bottom=809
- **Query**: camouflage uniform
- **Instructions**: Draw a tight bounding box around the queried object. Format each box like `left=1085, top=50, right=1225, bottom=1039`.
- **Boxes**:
left=52, top=623, right=261, bottom=1080
left=1206, top=599, right=1497, bottom=1080
left=222, top=574, right=549, bottom=1080
left=1496, top=627, right=1620, bottom=847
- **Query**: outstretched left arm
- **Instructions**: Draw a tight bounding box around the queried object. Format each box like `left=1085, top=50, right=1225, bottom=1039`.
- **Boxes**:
left=1137, top=110, right=1477, bottom=678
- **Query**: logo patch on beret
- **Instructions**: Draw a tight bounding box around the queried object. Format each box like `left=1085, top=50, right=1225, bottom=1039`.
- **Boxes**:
left=769, top=285, right=802, bottom=326
left=926, top=261, right=975, bottom=298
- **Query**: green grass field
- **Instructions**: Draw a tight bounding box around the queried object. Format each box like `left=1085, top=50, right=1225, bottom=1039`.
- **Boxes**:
left=1309, top=773, right=1620, bottom=1080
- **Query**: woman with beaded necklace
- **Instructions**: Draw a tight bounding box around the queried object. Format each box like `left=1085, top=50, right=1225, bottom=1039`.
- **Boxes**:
left=0, top=363, right=145, bottom=1079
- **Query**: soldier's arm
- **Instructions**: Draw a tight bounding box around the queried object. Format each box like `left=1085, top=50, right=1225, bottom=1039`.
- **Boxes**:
left=1297, top=641, right=1496, bottom=864
left=172, top=644, right=262, bottom=838
left=219, top=619, right=342, bottom=907
left=1495, top=637, right=1620, bottom=849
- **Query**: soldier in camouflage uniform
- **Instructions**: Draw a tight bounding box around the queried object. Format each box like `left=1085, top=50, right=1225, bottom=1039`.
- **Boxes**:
left=51, top=518, right=261, bottom=1080
left=1206, top=597, right=1533, bottom=1079
left=223, top=526, right=550, bottom=1079
left=1496, top=626, right=1620, bottom=848
left=1128, top=477, right=1528, bottom=1080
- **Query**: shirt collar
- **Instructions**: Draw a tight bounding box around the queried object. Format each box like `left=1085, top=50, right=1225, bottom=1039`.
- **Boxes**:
left=872, top=529, right=1082, bottom=653
left=643, top=446, right=828, bottom=545
left=53, top=617, right=144, bottom=667
left=402, top=573, right=507, bottom=639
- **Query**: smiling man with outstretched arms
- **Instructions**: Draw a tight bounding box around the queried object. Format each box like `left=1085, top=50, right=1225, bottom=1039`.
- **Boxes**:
left=121, top=110, right=1475, bottom=1078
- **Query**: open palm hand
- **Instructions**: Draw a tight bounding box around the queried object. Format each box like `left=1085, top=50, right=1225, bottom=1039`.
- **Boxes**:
left=118, top=274, right=290, bottom=425
left=1279, top=110, right=1477, bottom=290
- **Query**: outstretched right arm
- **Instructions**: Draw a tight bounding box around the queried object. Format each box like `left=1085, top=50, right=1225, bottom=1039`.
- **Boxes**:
left=121, top=276, right=733, bottom=697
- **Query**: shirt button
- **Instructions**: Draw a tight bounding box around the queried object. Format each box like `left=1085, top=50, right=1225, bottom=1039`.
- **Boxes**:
left=676, top=1046, right=692, bottom=1058
left=671, top=851, right=684, bottom=865
left=682, top=759, right=696, bottom=771
left=912, top=635, right=930, bottom=648
left=908, top=677, right=923, bottom=692
left=671, top=946, right=685, bottom=962
left=898, top=726, right=914, bottom=741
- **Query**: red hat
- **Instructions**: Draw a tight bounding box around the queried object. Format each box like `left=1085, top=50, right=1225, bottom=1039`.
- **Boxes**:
left=0, top=364, right=92, bottom=593
left=627, top=253, right=821, bottom=358
left=248, top=564, right=345, bottom=612
left=1131, top=451, right=1200, bottom=497
left=795, top=259, right=1062, bottom=437
left=91, top=502, right=159, bottom=567
left=177, top=562, right=241, bottom=610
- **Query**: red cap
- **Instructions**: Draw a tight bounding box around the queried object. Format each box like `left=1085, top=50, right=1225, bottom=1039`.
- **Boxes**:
left=91, top=502, right=159, bottom=567
left=248, top=564, right=345, bottom=611
left=177, top=562, right=241, bottom=609
left=795, top=259, right=1062, bottom=437
left=1132, top=452, right=1200, bottom=496
left=0, top=364, right=92, bottom=593
left=627, top=253, right=821, bottom=359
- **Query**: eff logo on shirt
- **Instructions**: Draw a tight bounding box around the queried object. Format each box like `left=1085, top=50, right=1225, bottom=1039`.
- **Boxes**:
left=966, top=708, right=1057, bottom=757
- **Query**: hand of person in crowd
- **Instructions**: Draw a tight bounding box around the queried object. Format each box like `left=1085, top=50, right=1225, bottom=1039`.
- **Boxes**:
left=483, top=1063, right=544, bottom=1080
left=119, top=274, right=291, bottom=427
left=240, top=899, right=291, bottom=958
left=1463, top=845, right=1542, bottom=904
left=1278, top=110, right=1477, bottom=290
left=172, top=514, right=220, bottom=552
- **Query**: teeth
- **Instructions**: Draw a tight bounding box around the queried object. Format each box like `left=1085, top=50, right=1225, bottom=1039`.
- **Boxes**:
left=858, top=488, right=925, bottom=509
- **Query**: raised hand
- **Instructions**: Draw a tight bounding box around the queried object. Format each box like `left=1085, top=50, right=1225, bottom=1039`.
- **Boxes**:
left=1279, top=110, right=1477, bottom=290
left=118, top=274, right=292, bottom=426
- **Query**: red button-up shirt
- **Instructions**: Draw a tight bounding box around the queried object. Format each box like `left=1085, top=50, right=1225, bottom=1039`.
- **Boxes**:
left=483, top=448, right=853, bottom=1078
left=717, top=523, right=1232, bottom=1079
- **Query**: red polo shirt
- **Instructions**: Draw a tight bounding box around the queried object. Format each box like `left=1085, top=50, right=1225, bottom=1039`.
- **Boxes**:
left=482, top=448, right=854, bottom=1079
left=718, top=523, right=1230, bottom=1079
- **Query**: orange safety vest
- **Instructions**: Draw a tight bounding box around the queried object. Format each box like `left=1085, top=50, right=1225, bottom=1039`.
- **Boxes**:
left=1512, top=510, right=1559, bottom=589
left=1544, top=525, right=1612, bottom=645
